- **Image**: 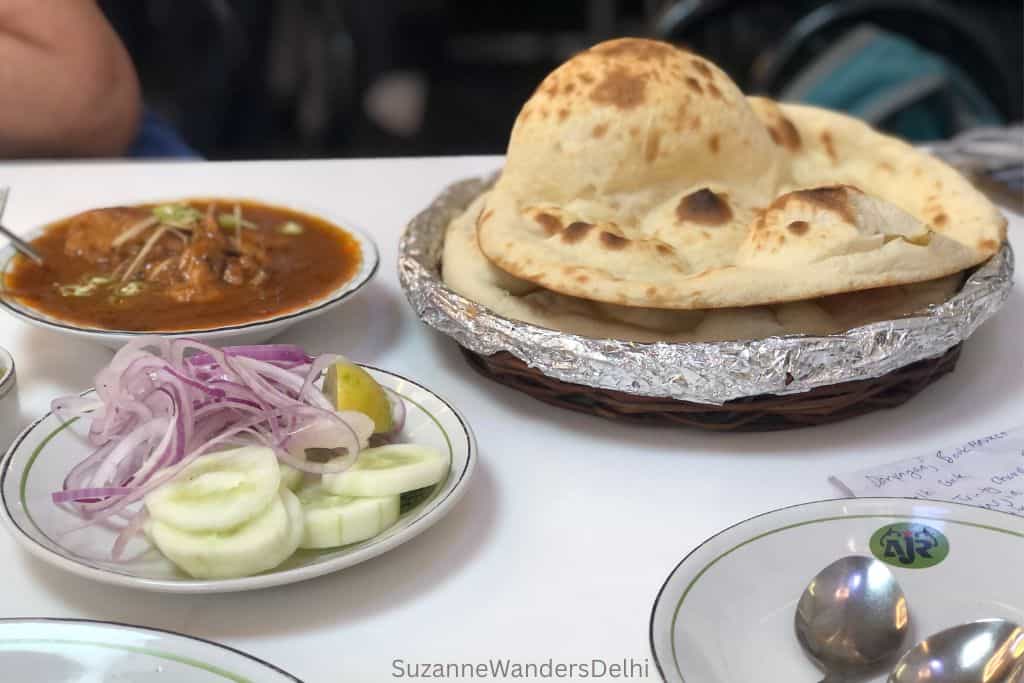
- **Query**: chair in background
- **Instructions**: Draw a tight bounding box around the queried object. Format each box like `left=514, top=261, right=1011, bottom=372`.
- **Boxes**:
left=654, top=0, right=1021, bottom=140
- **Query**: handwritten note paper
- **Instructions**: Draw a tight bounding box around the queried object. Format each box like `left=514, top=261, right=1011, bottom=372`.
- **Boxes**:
left=830, top=431, right=1024, bottom=516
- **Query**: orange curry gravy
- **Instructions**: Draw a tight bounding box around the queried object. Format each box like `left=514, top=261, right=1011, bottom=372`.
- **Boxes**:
left=4, top=200, right=362, bottom=331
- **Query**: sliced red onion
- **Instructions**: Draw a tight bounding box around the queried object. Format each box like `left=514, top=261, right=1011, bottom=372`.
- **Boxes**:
left=52, top=395, right=103, bottom=421
left=88, top=417, right=171, bottom=492
left=53, top=486, right=136, bottom=504
left=63, top=440, right=114, bottom=492
left=194, top=344, right=311, bottom=366
left=300, top=354, right=342, bottom=406
left=280, top=410, right=369, bottom=473
left=162, top=366, right=225, bottom=398
left=112, top=508, right=149, bottom=561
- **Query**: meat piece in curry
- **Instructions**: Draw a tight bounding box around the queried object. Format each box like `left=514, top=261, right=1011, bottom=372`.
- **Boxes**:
left=4, top=199, right=362, bottom=331
left=63, top=207, right=150, bottom=264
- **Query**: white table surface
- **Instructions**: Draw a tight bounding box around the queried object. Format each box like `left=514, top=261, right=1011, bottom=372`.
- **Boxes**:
left=0, top=156, right=1021, bottom=682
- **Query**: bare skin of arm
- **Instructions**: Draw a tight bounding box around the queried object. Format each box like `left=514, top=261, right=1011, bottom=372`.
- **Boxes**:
left=0, top=0, right=141, bottom=157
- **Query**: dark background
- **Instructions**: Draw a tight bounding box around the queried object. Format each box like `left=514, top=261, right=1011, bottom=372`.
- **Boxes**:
left=99, top=0, right=1023, bottom=160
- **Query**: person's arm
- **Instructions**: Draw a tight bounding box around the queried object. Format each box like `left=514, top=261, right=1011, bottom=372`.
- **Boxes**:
left=0, top=0, right=141, bottom=157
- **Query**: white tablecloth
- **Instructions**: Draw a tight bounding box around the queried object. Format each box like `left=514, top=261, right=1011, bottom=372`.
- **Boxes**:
left=0, top=156, right=1020, bottom=682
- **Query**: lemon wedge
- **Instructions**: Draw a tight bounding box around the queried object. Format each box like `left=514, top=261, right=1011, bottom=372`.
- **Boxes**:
left=323, top=361, right=393, bottom=434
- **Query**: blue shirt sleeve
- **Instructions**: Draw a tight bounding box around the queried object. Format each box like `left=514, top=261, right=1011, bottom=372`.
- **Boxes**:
left=127, top=108, right=201, bottom=159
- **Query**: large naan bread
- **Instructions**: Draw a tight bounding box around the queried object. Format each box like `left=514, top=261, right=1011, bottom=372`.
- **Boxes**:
left=474, top=38, right=1005, bottom=310
left=444, top=191, right=962, bottom=343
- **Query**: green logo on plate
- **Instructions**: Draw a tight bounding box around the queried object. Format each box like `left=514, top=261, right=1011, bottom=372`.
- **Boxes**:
left=870, top=522, right=949, bottom=569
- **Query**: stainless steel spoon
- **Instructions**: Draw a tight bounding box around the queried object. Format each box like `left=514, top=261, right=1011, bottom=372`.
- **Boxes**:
left=888, top=619, right=1024, bottom=683
left=795, top=555, right=910, bottom=682
left=0, top=186, right=44, bottom=265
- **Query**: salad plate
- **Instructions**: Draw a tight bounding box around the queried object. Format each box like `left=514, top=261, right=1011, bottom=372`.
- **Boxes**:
left=0, top=364, right=475, bottom=593
left=650, top=497, right=1024, bottom=683
left=0, top=618, right=300, bottom=682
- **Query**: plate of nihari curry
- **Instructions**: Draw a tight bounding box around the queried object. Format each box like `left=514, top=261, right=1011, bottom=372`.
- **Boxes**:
left=0, top=199, right=378, bottom=347
left=0, top=338, right=475, bottom=593
left=400, top=37, right=1012, bottom=430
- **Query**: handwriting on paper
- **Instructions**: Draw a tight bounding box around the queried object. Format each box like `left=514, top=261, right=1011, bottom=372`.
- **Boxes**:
left=830, top=431, right=1024, bottom=516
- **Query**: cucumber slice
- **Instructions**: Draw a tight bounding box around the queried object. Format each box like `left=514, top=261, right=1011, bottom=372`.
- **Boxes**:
left=145, top=446, right=281, bottom=532
left=296, top=486, right=399, bottom=549
left=279, top=463, right=304, bottom=492
left=147, top=488, right=302, bottom=579
left=321, top=444, right=448, bottom=497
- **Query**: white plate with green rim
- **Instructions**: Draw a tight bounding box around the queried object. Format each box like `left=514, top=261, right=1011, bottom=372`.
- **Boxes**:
left=0, top=366, right=475, bottom=593
left=0, top=618, right=300, bottom=682
left=649, top=497, right=1024, bottom=683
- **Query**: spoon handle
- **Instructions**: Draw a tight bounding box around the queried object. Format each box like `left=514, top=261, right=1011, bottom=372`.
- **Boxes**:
left=0, top=224, right=43, bottom=264
left=0, top=187, right=43, bottom=265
